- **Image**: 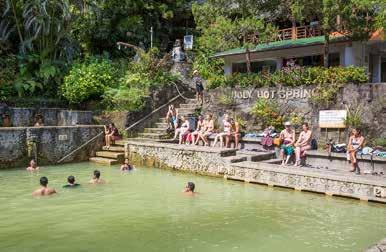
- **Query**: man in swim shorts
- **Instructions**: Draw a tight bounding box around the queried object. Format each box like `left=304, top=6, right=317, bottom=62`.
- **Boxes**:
left=32, top=177, right=57, bottom=197
left=63, top=175, right=81, bottom=188
left=89, top=170, right=105, bottom=184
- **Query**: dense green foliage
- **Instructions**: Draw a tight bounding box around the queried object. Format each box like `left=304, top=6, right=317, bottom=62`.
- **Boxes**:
left=62, top=57, right=118, bottom=104
left=250, top=99, right=284, bottom=131
left=206, top=66, right=368, bottom=89
left=103, top=48, right=177, bottom=111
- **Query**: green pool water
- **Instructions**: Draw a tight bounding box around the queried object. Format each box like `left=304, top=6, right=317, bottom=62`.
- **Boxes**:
left=0, top=162, right=385, bottom=252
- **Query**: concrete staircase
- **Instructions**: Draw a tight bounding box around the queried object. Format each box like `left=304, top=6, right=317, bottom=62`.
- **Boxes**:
left=137, top=98, right=200, bottom=140
left=89, top=140, right=125, bottom=165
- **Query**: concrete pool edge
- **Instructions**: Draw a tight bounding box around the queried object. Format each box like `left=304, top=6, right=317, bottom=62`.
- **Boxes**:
left=125, top=140, right=386, bottom=204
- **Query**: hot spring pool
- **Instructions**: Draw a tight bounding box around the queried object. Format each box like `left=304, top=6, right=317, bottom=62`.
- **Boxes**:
left=0, top=162, right=385, bottom=252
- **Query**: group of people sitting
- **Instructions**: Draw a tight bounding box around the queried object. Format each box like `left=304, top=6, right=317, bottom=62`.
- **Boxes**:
left=168, top=111, right=240, bottom=148
left=278, top=122, right=313, bottom=166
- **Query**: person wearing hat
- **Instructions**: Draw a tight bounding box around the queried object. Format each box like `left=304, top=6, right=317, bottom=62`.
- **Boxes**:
left=279, top=121, right=295, bottom=165
left=193, top=70, right=204, bottom=106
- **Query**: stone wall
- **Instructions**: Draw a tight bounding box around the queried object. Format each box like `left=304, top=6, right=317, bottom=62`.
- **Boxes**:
left=0, top=106, right=93, bottom=127
left=202, top=83, right=386, bottom=144
left=0, top=125, right=104, bottom=169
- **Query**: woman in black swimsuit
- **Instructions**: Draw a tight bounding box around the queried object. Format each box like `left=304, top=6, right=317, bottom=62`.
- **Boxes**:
left=193, top=70, right=204, bottom=105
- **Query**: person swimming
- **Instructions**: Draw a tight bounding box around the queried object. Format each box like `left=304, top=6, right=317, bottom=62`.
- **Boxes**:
left=63, top=175, right=81, bottom=188
left=32, top=176, right=56, bottom=197
left=120, top=159, right=133, bottom=171
left=183, top=182, right=196, bottom=195
left=89, top=170, right=105, bottom=184
left=26, top=159, right=39, bottom=171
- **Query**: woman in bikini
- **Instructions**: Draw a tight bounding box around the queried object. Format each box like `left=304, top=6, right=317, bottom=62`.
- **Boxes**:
left=191, top=115, right=206, bottom=145
left=279, top=121, right=295, bottom=165
left=294, top=123, right=312, bottom=166
left=348, top=128, right=364, bottom=174
left=213, top=114, right=232, bottom=148
left=172, top=116, right=190, bottom=144
left=198, top=114, right=214, bottom=146
left=104, top=123, right=121, bottom=149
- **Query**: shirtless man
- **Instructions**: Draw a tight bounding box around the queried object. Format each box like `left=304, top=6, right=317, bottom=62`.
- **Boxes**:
left=228, top=118, right=240, bottom=149
left=183, top=182, right=196, bottom=196
left=120, top=159, right=133, bottom=171
left=166, top=105, right=178, bottom=130
left=294, top=123, right=313, bottom=166
left=32, top=177, right=56, bottom=197
left=26, top=160, right=39, bottom=171
left=89, top=170, right=106, bottom=184
left=279, top=122, right=295, bottom=165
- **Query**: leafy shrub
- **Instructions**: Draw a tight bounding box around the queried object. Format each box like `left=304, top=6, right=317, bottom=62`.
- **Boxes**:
left=373, top=138, right=386, bottom=148
left=250, top=98, right=284, bottom=131
left=206, top=66, right=368, bottom=89
left=62, top=57, right=117, bottom=104
left=104, top=48, right=177, bottom=111
left=0, top=55, right=17, bottom=100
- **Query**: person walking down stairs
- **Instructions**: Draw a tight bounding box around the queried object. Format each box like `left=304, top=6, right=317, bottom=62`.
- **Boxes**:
left=193, top=70, right=204, bottom=106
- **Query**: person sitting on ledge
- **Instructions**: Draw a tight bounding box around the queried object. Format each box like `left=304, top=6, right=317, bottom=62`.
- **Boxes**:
left=228, top=118, right=241, bottom=149
left=34, top=114, right=44, bottom=127
left=191, top=115, right=206, bottom=145
left=213, top=114, right=231, bottom=148
left=120, top=158, right=133, bottom=171
left=26, top=159, right=39, bottom=171
left=172, top=115, right=190, bottom=144
left=104, top=123, right=121, bottom=149
left=183, top=182, right=196, bottom=195
left=32, top=176, right=56, bottom=197
left=348, top=128, right=365, bottom=174
left=294, top=123, right=312, bottom=166
left=63, top=175, right=80, bottom=188
left=197, top=114, right=214, bottom=146
left=89, top=170, right=105, bottom=184
left=280, top=121, right=295, bottom=166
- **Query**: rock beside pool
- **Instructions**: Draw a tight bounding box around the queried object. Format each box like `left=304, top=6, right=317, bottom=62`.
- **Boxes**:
left=365, top=238, right=386, bottom=252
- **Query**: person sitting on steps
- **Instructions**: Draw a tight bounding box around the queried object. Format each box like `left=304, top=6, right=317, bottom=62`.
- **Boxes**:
left=104, top=123, right=121, bottom=149
left=348, top=128, right=365, bottom=175
left=191, top=115, right=206, bottom=145
left=294, top=123, right=312, bottom=166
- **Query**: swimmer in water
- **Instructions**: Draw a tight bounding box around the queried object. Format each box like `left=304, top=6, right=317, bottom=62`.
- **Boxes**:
left=32, top=177, right=56, bottom=197
left=63, top=175, right=81, bottom=188
left=120, top=159, right=133, bottom=171
left=26, top=159, right=39, bottom=171
left=183, top=182, right=196, bottom=195
left=89, top=170, right=105, bottom=184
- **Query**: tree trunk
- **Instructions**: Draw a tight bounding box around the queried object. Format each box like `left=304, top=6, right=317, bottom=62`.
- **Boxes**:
left=323, top=34, right=330, bottom=67
left=246, top=47, right=251, bottom=74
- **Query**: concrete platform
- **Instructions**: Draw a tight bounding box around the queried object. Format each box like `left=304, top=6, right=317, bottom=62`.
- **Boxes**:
left=124, top=140, right=386, bottom=203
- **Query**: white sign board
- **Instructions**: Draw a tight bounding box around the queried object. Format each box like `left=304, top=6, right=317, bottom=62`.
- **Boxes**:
left=184, top=35, right=193, bottom=50
left=319, top=110, right=347, bottom=128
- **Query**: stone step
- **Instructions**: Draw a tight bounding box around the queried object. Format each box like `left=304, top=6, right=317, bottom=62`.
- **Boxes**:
left=96, top=151, right=124, bottom=160
left=155, top=122, right=168, bottom=128
left=261, top=158, right=282, bottom=165
left=138, top=132, right=170, bottom=139
left=236, top=150, right=275, bottom=162
left=177, top=108, right=197, bottom=114
left=102, top=146, right=125, bottom=152
left=89, top=157, right=119, bottom=165
left=178, top=103, right=200, bottom=109
left=114, top=140, right=127, bottom=146
left=144, top=128, right=167, bottom=134
left=223, top=155, right=249, bottom=163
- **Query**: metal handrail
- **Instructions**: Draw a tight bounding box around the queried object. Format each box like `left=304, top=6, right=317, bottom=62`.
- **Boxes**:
left=57, top=83, right=192, bottom=163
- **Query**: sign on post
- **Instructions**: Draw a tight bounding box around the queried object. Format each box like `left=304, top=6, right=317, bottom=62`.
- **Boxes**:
left=184, top=35, right=193, bottom=50
left=319, top=110, right=347, bottom=128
